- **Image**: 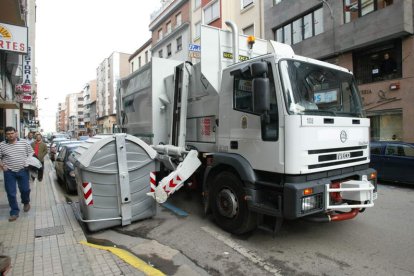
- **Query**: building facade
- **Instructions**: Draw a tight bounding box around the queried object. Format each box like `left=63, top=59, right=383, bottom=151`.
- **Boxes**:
left=82, top=80, right=97, bottom=135
left=150, top=0, right=191, bottom=62
left=0, top=0, right=36, bottom=139
left=129, top=39, right=152, bottom=73
left=188, top=0, right=264, bottom=64
left=64, top=92, right=84, bottom=137
left=96, top=52, right=130, bottom=134
left=56, top=102, right=66, bottom=132
left=265, top=0, right=414, bottom=142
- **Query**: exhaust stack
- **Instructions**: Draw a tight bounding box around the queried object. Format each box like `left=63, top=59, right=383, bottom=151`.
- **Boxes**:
left=225, top=20, right=239, bottom=64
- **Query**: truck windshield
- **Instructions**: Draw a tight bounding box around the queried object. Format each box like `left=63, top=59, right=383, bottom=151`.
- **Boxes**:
left=279, top=60, right=364, bottom=117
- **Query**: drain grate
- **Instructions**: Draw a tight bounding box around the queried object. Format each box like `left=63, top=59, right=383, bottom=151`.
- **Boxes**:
left=35, top=225, right=65, bottom=237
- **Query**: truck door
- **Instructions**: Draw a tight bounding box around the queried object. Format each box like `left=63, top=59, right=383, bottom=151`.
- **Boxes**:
left=220, top=59, right=283, bottom=173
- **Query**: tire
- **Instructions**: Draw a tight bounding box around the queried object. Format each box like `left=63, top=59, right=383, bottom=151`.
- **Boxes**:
left=210, top=171, right=257, bottom=234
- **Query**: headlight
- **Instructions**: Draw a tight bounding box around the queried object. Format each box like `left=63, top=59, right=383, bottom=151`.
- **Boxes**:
left=301, top=194, right=323, bottom=213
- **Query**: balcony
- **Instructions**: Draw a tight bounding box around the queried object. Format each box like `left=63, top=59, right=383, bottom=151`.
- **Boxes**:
left=292, top=0, right=413, bottom=59
left=149, top=0, right=187, bottom=31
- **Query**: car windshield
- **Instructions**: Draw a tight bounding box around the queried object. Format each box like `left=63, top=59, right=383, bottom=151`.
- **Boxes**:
left=279, top=59, right=364, bottom=117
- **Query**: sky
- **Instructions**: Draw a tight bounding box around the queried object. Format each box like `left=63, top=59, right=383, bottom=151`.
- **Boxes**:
left=35, top=0, right=161, bottom=133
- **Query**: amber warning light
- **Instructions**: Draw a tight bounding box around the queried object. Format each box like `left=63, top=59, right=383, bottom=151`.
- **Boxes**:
left=303, top=188, right=313, bottom=196
left=247, top=35, right=255, bottom=49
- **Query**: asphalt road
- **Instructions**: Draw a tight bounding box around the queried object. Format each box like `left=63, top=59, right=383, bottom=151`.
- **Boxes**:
left=49, top=157, right=414, bottom=276
left=118, top=183, right=414, bottom=276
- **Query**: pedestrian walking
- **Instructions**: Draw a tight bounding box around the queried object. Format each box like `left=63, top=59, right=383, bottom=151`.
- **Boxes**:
left=26, top=132, right=34, bottom=144
left=0, top=126, right=34, bottom=222
left=31, top=132, right=47, bottom=182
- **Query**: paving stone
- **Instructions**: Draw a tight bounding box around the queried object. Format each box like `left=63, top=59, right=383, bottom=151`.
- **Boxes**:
left=0, top=161, right=141, bottom=276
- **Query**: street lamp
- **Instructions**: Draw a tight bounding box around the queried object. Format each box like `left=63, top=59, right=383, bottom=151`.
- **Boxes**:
left=319, top=0, right=336, bottom=54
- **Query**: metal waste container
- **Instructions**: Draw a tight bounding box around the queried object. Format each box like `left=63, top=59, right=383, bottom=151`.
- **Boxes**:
left=72, top=134, right=157, bottom=231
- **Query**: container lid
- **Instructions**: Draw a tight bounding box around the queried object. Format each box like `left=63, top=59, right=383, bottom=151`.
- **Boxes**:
left=73, top=134, right=156, bottom=168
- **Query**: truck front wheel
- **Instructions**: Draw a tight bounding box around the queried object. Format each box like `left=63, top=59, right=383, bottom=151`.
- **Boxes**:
left=210, top=172, right=257, bottom=234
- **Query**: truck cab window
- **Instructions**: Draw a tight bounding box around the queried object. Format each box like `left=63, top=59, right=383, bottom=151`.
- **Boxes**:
left=279, top=59, right=364, bottom=117
left=233, top=63, right=278, bottom=141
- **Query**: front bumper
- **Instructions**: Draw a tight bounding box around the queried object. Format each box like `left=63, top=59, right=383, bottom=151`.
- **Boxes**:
left=283, top=168, right=377, bottom=220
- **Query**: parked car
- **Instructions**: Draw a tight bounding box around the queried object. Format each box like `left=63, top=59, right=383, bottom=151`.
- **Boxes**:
left=55, top=144, right=80, bottom=194
left=370, top=141, right=414, bottom=184
left=49, top=138, right=69, bottom=161
left=50, top=133, right=70, bottom=142
left=56, top=140, right=83, bottom=154
left=78, top=135, right=90, bottom=141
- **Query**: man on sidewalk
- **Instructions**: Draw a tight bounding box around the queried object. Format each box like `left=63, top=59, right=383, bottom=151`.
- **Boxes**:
left=31, top=132, right=47, bottom=182
left=0, top=126, right=34, bottom=222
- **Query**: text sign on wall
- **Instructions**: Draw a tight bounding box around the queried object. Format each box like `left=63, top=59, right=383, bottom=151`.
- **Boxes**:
left=16, top=94, right=32, bottom=103
left=0, top=22, right=28, bottom=54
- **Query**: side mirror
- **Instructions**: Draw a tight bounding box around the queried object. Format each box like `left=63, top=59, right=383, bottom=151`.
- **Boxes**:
left=250, top=62, right=268, bottom=78
left=253, top=78, right=270, bottom=114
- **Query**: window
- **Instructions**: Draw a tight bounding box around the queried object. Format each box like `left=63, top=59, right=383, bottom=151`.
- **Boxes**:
left=204, top=1, right=220, bottom=24
left=386, top=144, right=414, bottom=157
left=131, top=61, right=134, bottom=72
left=233, top=62, right=278, bottom=141
left=194, top=21, right=201, bottom=39
left=176, top=13, right=182, bottom=26
left=279, top=59, right=364, bottom=117
left=166, top=21, right=172, bottom=34
left=145, top=51, right=148, bottom=63
left=292, top=19, right=302, bottom=44
left=242, top=0, right=254, bottom=9
left=361, top=0, right=375, bottom=15
left=243, top=24, right=254, bottom=36
left=194, top=0, right=201, bottom=9
left=158, top=28, right=163, bottom=41
left=313, top=8, right=323, bottom=36
left=176, top=36, right=182, bottom=52
left=303, top=14, right=312, bottom=39
left=167, top=44, right=172, bottom=57
left=275, top=28, right=283, bottom=42
left=283, top=24, right=291, bottom=45
left=344, top=0, right=393, bottom=23
left=353, top=39, right=402, bottom=84
left=177, top=36, right=183, bottom=52
left=370, top=145, right=382, bottom=155
left=78, top=97, right=83, bottom=101
left=274, top=8, right=323, bottom=45
left=158, top=49, right=163, bottom=58
left=138, top=56, right=141, bottom=68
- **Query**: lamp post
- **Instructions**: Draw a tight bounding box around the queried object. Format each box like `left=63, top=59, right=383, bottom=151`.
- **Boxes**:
left=320, top=0, right=336, bottom=55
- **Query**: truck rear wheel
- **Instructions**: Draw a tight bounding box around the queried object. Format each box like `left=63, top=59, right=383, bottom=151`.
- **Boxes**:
left=210, top=172, right=257, bottom=234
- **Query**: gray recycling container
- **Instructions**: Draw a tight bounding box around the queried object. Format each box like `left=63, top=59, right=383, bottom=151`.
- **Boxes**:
left=72, top=134, right=157, bottom=231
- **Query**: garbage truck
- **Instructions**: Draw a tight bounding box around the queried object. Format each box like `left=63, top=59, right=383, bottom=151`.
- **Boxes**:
left=115, top=21, right=377, bottom=234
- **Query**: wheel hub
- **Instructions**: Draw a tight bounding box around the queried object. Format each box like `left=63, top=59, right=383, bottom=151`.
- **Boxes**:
left=217, top=188, right=238, bottom=218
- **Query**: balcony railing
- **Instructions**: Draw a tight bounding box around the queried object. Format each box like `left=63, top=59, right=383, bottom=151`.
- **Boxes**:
left=150, top=0, right=174, bottom=21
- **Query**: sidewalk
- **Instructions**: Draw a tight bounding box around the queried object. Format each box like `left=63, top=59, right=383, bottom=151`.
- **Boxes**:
left=0, top=161, right=146, bottom=275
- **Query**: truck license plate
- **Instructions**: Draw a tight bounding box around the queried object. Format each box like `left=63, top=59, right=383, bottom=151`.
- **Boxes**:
left=337, top=152, right=351, bottom=160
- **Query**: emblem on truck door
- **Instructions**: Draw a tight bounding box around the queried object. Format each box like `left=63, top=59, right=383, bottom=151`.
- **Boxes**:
left=340, top=130, right=348, bottom=143
left=241, top=116, right=248, bottom=129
